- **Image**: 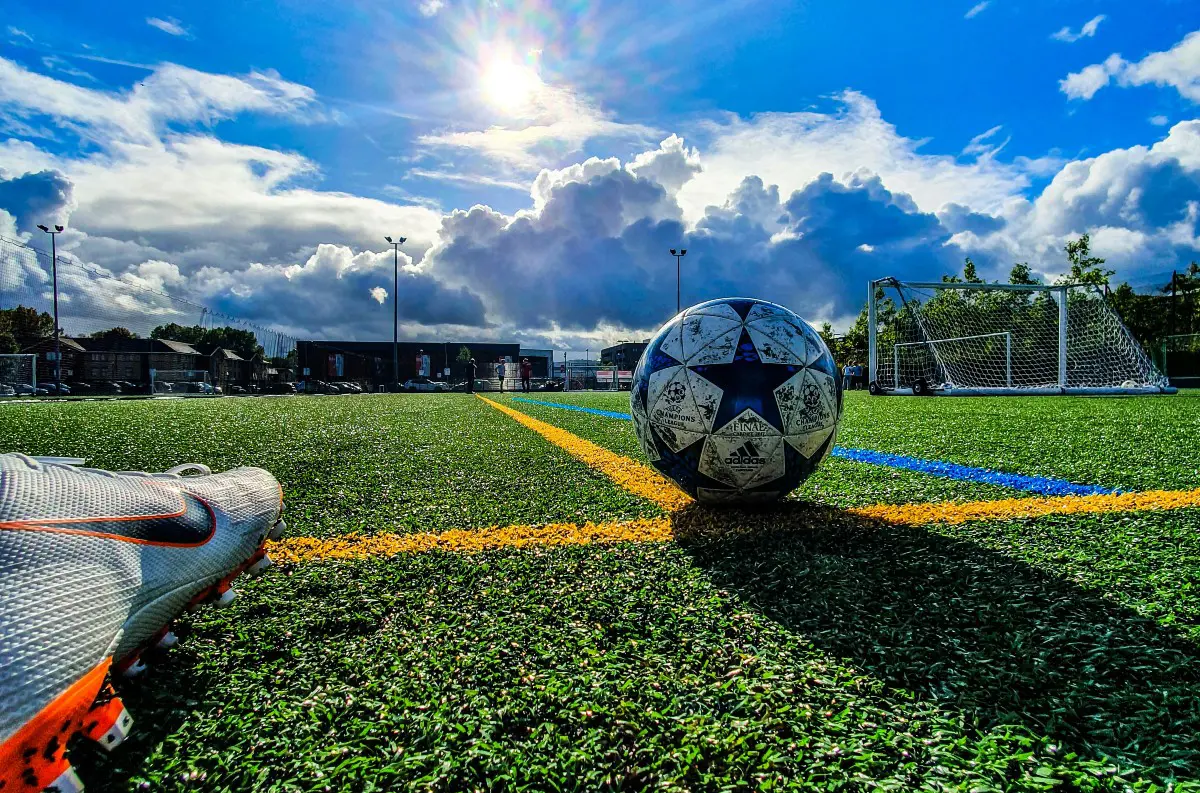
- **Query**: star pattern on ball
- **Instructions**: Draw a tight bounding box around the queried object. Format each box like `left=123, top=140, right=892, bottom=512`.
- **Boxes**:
left=631, top=297, right=843, bottom=504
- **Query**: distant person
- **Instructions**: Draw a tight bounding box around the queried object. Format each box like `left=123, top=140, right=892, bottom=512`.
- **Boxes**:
left=497, top=359, right=506, bottom=393
left=466, top=358, right=477, bottom=393
left=842, top=362, right=853, bottom=391
left=520, top=358, right=533, bottom=392
left=854, top=362, right=865, bottom=390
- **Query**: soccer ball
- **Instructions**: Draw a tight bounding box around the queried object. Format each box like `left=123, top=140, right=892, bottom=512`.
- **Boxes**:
left=630, top=297, right=842, bottom=504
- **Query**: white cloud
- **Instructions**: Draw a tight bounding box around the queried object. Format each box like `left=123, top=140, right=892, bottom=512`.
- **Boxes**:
left=1060, top=54, right=1125, bottom=100
left=370, top=286, right=388, bottom=303
left=962, top=125, right=1010, bottom=158
left=678, top=91, right=1033, bottom=223
left=1150, top=115, right=1170, bottom=126
left=0, top=57, right=317, bottom=145
left=964, top=2, right=989, bottom=19
left=418, top=0, right=444, bottom=17
left=146, top=17, right=189, bottom=37
left=1061, top=30, right=1200, bottom=102
left=1051, top=15, right=1105, bottom=43
left=419, top=81, right=656, bottom=169
left=7, top=26, right=32, bottom=42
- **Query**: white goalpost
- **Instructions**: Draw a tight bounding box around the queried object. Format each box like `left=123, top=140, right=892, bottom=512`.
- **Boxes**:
left=0, top=354, right=36, bottom=395
left=868, top=278, right=1172, bottom=396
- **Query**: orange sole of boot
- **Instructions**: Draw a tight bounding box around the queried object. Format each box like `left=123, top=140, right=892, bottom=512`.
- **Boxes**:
left=2, top=519, right=281, bottom=790
left=0, top=659, right=127, bottom=791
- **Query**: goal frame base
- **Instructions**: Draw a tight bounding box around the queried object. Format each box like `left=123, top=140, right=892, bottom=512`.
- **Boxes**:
left=873, top=384, right=1178, bottom=397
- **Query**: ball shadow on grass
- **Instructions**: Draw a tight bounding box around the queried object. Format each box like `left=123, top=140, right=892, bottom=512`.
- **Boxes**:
left=671, top=500, right=1200, bottom=780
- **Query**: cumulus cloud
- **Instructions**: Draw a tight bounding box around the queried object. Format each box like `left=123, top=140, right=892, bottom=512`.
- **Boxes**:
left=146, top=17, right=189, bottom=37
left=678, top=92, right=1032, bottom=223
left=0, top=169, right=73, bottom=232
left=370, top=286, right=388, bottom=303
left=1051, top=15, right=1105, bottom=43
left=1061, top=30, right=1200, bottom=102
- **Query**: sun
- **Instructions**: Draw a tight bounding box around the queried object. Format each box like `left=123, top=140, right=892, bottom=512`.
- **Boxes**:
left=480, top=56, right=543, bottom=113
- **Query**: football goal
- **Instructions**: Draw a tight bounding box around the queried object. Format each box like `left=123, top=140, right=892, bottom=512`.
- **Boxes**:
left=868, top=278, right=1172, bottom=395
left=0, top=354, right=36, bottom=395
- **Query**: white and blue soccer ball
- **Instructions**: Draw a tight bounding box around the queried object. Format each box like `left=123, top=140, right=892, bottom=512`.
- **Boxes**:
left=630, top=297, right=843, bottom=505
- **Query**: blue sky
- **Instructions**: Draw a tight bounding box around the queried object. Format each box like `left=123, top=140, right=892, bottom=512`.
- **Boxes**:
left=1, top=0, right=1199, bottom=349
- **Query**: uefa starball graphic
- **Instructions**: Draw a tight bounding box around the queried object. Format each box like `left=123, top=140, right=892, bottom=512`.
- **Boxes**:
left=630, top=297, right=844, bottom=504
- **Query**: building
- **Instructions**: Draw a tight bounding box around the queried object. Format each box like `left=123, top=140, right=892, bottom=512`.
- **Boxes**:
left=600, top=341, right=649, bottom=370
left=208, top=348, right=249, bottom=389
left=77, top=338, right=206, bottom=384
left=21, top=336, right=86, bottom=385
left=296, top=340, right=522, bottom=386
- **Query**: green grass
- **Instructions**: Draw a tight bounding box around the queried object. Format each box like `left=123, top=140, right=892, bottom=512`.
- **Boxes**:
left=2, top=392, right=1200, bottom=791
left=0, top=395, right=660, bottom=537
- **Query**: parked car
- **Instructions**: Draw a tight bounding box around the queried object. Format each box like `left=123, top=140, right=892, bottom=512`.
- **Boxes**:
left=534, top=379, right=564, bottom=392
left=14, top=383, right=49, bottom=396
left=336, top=381, right=363, bottom=393
left=229, top=385, right=247, bottom=395
left=264, top=381, right=297, bottom=394
left=44, top=383, right=71, bottom=395
left=68, top=382, right=93, bottom=394
left=403, top=376, right=450, bottom=393
left=153, top=381, right=173, bottom=393
left=0, top=383, right=15, bottom=396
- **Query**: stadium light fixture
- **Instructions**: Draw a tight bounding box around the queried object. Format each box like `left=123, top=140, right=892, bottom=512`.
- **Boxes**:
left=386, top=236, right=407, bottom=390
left=670, top=248, right=688, bottom=314
left=38, top=224, right=65, bottom=396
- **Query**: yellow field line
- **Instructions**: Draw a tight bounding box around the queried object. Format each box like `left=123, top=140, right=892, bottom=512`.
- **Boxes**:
left=476, top=394, right=692, bottom=512
left=268, top=486, right=1200, bottom=563
left=268, top=517, right=674, bottom=564
left=265, top=396, right=1200, bottom=563
left=850, top=487, right=1200, bottom=525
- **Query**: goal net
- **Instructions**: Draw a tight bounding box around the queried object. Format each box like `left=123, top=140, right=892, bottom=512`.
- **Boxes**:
left=869, top=278, right=1171, bottom=395
left=150, top=369, right=213, bottom=395
left=0, top=354, right=36, bottom=394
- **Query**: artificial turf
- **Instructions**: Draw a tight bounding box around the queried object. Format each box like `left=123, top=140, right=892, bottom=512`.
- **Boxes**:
left=1, top=391, right=1199, bottom=791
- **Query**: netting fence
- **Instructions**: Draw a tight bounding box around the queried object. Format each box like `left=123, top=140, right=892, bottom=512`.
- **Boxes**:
left=0, top=235, right=297, bottom=394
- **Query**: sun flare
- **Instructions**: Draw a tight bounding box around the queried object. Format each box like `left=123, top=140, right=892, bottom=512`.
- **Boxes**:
left=480, top=57, right=543, bottom=112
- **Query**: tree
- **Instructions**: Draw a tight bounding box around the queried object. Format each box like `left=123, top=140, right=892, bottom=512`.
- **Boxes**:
left=962, top=257, right=984, bottom=283
left=150, top=324, right=264, bottom=360
left=0, top=331, right=17, bottom=355
left=89, top=327, right=137, bottom=340
left=0, top=306, right=55, bottom=339
left=1060, top=234, right=1114, bottom=286
left=456, top=345, right=473, bottom=363
left=1009, top=262, right=1040, bottom=285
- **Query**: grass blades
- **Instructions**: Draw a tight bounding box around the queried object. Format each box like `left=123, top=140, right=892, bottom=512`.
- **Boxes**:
left=76, top=507, right=1200, bottom=791
left=0, top=395, right=661, bottom=537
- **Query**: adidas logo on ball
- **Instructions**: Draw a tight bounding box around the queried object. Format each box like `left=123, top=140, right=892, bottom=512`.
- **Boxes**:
left=725, top=440, right=766, bottom=466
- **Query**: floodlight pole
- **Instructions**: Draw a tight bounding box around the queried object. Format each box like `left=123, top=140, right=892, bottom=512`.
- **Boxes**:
left=385, top=235, right=407, bottom=390
left=669, top=249, right=687, bottom=314
left=37, top=224, right=64, bottom=396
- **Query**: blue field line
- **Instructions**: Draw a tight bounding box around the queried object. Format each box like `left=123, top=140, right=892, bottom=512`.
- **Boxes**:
left=827, top=448, right=1115, bottom=496
left=510, top=396, right=1116, bottom=497
left=512, top=397, right=634, bottom=419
